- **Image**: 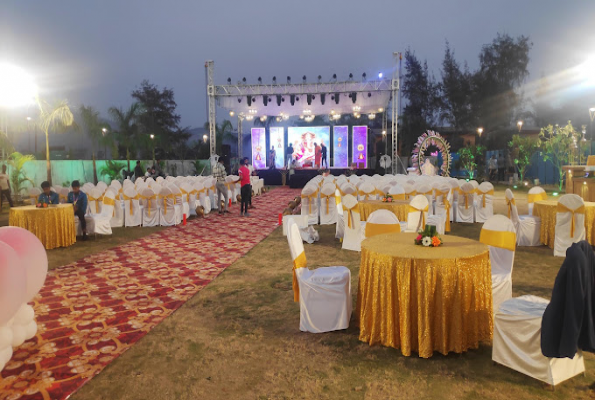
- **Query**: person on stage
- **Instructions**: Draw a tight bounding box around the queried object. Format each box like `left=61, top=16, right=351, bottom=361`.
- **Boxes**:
left=68, top=180, right=88, bottom=241
left=269, top=146, right=276, bottom=169
left=286, top=143, right=293, bottom=168
left=320, top=142, right=328, bottom=168
left=38, top=181, right=59, bottom=205
left=314, top=142, right=321, bottom=168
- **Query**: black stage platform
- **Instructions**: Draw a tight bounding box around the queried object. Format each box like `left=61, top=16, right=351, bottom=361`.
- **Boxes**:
left=255, top=168, right=377, bottom=188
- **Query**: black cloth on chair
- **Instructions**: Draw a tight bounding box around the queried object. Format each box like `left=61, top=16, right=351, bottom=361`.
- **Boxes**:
left=541, top=241, right=595, bottom=358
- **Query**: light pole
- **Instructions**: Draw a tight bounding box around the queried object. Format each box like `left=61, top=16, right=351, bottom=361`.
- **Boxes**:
left=382, top=130, right=387, bottom=156
left=26, top=117, right=32, bottom=153
left=517, top=120, right=523, bottom=133
left=150, top=134, right=155, bottom=164
left=102, top=128, right=108, bottom=159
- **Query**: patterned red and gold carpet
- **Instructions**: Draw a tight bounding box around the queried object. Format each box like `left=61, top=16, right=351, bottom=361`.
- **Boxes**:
left=0, top=187, right=299, bottom=400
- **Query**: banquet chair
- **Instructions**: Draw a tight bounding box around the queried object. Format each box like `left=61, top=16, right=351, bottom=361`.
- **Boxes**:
left=554, top=194, right=586, bottom=257
left=96, top=181, right=108, bottom=194
left=388, top=184, right=406, bottom=200
left=195, top=182, right=211, bottom=214
left=140, top=187, right=160, bottom=227
left=479, top=215, right=516, bottom=314
left=403, top=183, right=417, bottom=200
left=403, top=195, right=429, bottom=233
left=225, top=176, right=238, bottom=203
left=92, top=190, right=114, bottom=235
left=27, top=187, right=41, bottom=205
left=301, top=185, right=320, bottom=226
left=57, top=187, right=70, bottom=204
left=363, top=210, right=400, bottom=239
left=335, top=189, right=345, bottom=240
left=159, top=186, right=177, bottom=226
left=505, top=189, right=540, bottom=247
left=87, top=187, right=104, bottom=216
left=106, top=187, right=124, bottom=228
left=475, top=182, right=495, bottom=223
left=168, top=184, right=184, bottom=224
left=180, top=182, right=193, bottom=217
left=449, top=179, right=461, bottom=222
left=527, top=186, right=547, bottom=216
left=320, top=183, right=338, bottom=225
left=207, top=178, right=219, bottom=211
left=415, top=183, right=434, bottom=215
left=341, top=194, right=362, bottom=252
left=427, top=185, right=451, bottom=234
left=82, top=183, right=95, bottom=195
left=286, top=221, right=351, bottom=333
left=358, top=182, right=377, bottom=201
left=456, top=182, right=475, bottom=223
left=123, top=187, right=142, bottom=227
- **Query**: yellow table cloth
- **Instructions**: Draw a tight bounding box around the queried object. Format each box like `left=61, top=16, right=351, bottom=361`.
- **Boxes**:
left=9, top=204, right=76, bottom=250
left=533, top=200, right=595, bottom=248
left=359, top=199, right=410, bottom=222
left=357, top=233, right=493, bottom=358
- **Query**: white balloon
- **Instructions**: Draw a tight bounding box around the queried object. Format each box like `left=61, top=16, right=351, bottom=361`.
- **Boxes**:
left=11, top=325, right=26, bottom=347
left=0, top=346, right=13, bottom=371
left=13, top=304, right=34, bottom=324
left=0, top=326, right=13, bottom=349
left=25, top=320, right=37, bottom=340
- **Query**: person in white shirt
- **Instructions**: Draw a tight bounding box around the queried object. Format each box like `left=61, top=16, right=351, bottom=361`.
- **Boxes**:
left=488, top=155, right=498, bottom=181
left=0, top=165, right=14, bottom=209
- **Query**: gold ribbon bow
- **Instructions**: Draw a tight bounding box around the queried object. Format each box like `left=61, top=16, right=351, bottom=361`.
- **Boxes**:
left=443, top=198, right=451, bottom=232
left=102, top=196, right=116, bottom=216
left=365, top=222, right=400, bottom=238
left=123, top=194, right=139, bottom=215
left=301, top=190, right=318, bottom=214
left=527, top=192, right=547, bottom=204
left=161, top=193, right=175, bottom=214
left=506, top=197, right=516, bottom=219
left=292, top=251, right=307, bottom=302
left=342, top=205, right=360, bottom=228
left=320, top=194, right=333, bottom=215
left=406, top=190, right=417, bottom=199
left=180, top=188, right=190, bottom=203
left=478, top=189, right=494, bottom=208
left=557, top=203, right=585, bottom=238
left=409, top=205, right=429, bottom=228
left=480, top=229, right=516, bottom=251
left=87, top=195, right=101, bottom=213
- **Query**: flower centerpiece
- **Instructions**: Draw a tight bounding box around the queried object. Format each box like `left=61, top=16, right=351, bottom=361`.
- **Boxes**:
left=36, top=201, right=48, bottom=209
left=414, top=225, right=442, bottom=247
left=381, top=194, right=394, bottom=203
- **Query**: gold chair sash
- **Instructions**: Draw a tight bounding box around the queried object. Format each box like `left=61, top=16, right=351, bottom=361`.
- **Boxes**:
left=506, top=197, right=516, bottom=219
left=138, top=194, right=157, bottom=216
left=300, top=190, right=318, bottom=214
left=293, top=251, right=307, bottom=302
left=443, top=198, right=451, bottom=232
left=391, top=193, right=406, bottom=200
left=180, top=188, right=190, bottom=203
left=406, top=190, right=417, bottom=199
left=102, top=196, right=116, bottom=216
left=477, top=189, right=494, bottom=208
left=161, top=194, right=175, bottom=214
left=556, top=203, right=585, bottom=238
left=320, top=194, right=333, bottom=215
left=480, top=229, right=516, bottom=251
left=87, top=196, right=101, bottom=213
left=342, top=205, right=360, bottom=229
left=408, top=205, right=429, bottom=228
left=335, top=193, right=341, bottom=206
left=123, top=194, right=139, bottom=215
left=365, top=222, right=400, bottom=238
left=527, top=192, right=547, bottom=204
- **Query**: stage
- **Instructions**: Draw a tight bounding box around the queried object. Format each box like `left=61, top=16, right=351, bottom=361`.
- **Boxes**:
left=255, top=167, right=377, bottom=188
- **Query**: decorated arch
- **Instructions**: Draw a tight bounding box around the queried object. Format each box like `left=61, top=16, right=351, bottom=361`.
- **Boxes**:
left=410, top=130, right=452, bottom=176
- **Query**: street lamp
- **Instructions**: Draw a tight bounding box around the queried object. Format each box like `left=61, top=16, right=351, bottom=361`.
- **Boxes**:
left=382, top=130, right=387, bottom=155
left=26, top=117, right=32, bottom=153
left=101, top=128, right=108, bottom=159
left=203, top=134, right=208, bottom=143
left=477, top=127, right=483, bottom=137
left=517, top=120, right=523, bottom=132
left=150, top=134, right=155, bottom=163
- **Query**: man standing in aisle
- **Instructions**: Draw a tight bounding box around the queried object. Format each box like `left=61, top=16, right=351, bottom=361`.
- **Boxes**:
left=0, top=165, right=13, bottom=209
left=68, top=180, right=88, bottom=241
left=239, top=157, right=252, bottom=217
left=213, top=157, right=229, bottom=215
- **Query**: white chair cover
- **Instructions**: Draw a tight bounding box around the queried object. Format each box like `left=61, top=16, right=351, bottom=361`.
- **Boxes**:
left=527, top=186, right=547, bottom=216
left=168, top=184, right=184, bottom=224
left=180, top=182, right=193, bottom=218
left=92, top=190, right=114, bottom=235
left=363, top=210, right=400, bottom=239
left=140, top=188, right=160, bottom=227
left=87, top=187, right=103, bottom=216
left=554, top=194, right=586, bottom=257
left=506, top=189, right=540, bottom=247
left=159, top=187, right=177, bottom=226
left=404, top=195, right=429, bottom=233
left=475, top=182, right=494, bottom=223
left=341, top=194, right=361, bottom=251
left=319, top=183, right=338, bottom=225
left=107, top=187, right=124, bottom=228
left=335, top=189, right=344, bottom=240
left=456, top=182, right=475, bottom=223
left=195, top=182, right=211, bottom=214
left=123, top=187, right=142, bottom=227
left=493, top=295, right=585, bottom=386
left=480, top=215, right=516, bottom=314
left=300, top=185, right=319, bottom=226
left=358, top=182, right=377, bottom=201
left=287, top=221, right=351, bottom=333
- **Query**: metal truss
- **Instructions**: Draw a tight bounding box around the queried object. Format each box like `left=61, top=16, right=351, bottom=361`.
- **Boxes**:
left=205, top=60, right=216, bottom=157
left=213, top=80, right=392, bottom=97
left=391, top=52, right=400, bottom=174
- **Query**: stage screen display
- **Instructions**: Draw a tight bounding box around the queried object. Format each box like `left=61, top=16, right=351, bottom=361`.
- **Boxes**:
left=251, top=127, right=266, bottom=169
left=288, top=126, right=330, bottom=168
left=269, top=127, right=285, bottom=168
left=333, top=126, right=348, bottom=168
left=352, top=126, right=368, bottom=168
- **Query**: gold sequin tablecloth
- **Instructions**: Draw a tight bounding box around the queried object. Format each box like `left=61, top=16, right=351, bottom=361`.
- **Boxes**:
left=9, top=204, right=76, bottom=249
left=357, top=233, right=493, bottom=358
left=359, top=199, right=410, bottom=222
left=533, top=200, right=595, bottom=248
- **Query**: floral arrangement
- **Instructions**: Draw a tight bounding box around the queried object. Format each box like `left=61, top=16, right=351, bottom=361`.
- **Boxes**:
left=36, top=202, right=48, bottom=208
left=410, top=130, right=452, bottom=177
left=414, top=225, right=442, bottom=247
left=381, top=194, right=394, bottom=203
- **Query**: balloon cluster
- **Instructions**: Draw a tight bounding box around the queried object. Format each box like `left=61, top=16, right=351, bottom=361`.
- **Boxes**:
left=0, top=227, right=48, bottom=371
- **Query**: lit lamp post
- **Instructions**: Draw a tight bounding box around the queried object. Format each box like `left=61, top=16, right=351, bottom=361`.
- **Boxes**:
left=26, top=116, right=32, bottom=153
left=382, top=130, right=387, bottom=155
left=517, top=120, right=523, bottom=133
left=101, top=128, right=108, bottom=159
left=150, top=134, right=155, bottom=164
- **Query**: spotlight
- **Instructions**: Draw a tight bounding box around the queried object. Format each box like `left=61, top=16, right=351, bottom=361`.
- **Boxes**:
left=304, top=109, right=312, bottom=114
left=248, top=109, right=257, bottom=114
left=237, top=98, right=242, bottom=103
left=281, top=97, right=285, bottom=102
left=242, top=77, right=246, bottom=83
left=349, top=73, right=353, bottom=80
left=354, top=113, right=360, bottom=119
left=246, top=115, right=253, bottom=121
left=312, top=95, right=315, bottom=100
left=317, top=75, right=322, bottom=83
left=229, top=111, right=235, bottom=117
left=330, top=109, right=335, bottom=115
left=351, top=92, right=357, bottom=104
left=353, top=106, right=361, bottom=112
left=247, top=96, right=252, bottom=106
left=378, top=72, right=383, bottom=78
left=260, top=115, right=267, bottom=122
left=303, top=75, right=307, bottom=83
left=335, top=93, right=340, bottom=105
left=296, top=96, right=299, bottom=101
left=252, top=97, right=256, bottom=102
left=287, top=76, right=291, bottom=83
left=227, top=77, right=232, bottom=84
left=258, top=77, right=262, bottom=84
left=276, top=95, right=282, bottom=106
left=290, top=94, right=295, bottom=106
left=276, top=116, right=281, bottom=122
left=331, top=95, right=335, bottom=100
left=320, top=93, right=326, bottom=105
left=368, top=92, right=371, bottom=97
left=307, top=94, right=312, bottom=105
left=378, top=107, right=384, bottom=112
left=273, top=76, right=277, bottom=83
left=332, top=74, right=337, bottom=80
left=299, top=115, right=304, bottom=120
left=362, top=72, right=367, bottom=81
left=263, top=96, right=268, bottom=106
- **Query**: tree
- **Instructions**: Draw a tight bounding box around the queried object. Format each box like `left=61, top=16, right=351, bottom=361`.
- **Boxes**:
left=99, top=160, right=126, bottom=183
left=0, top=129, right=14, bottom=159
left=109, top=103, right=141, bottom=171
left=508, top=134, right=540, bottom=182
left=540, top=121, right=581, bottom=191
left=78, top=105, right=110, bottom=184
left=440, top=41, right=474, bottom=130
left=37, top=98, right=75, bottom=183
left=457, top=144, right=486, bottom=179
left=132, top=80, right=189, bottom=157
left=8, top=152, right=35, bottom=197
left=204, top=120, right=235, bottom=156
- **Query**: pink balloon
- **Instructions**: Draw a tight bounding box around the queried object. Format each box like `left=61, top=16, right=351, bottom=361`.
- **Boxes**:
left=0, top=227, right=48, bottom=302
left=0, top=242, right=27, bottom=325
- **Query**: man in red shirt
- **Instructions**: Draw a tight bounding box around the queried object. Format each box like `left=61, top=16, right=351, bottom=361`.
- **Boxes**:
left=238, top=157, right=252, bottom=217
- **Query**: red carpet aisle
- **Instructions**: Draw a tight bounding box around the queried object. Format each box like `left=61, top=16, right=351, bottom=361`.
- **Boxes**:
left=0, top=187, right=299, bottom=400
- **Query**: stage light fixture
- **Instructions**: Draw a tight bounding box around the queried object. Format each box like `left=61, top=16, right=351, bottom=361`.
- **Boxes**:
left=330, top=109, right=335, bottom=115
left=331, top=95, right=335, bottom=100
left=276, top=116, right=281, bottom=122
left=227, top=77, right=232, bottom=84
left=368, top=92, right=371, bottom=97
left=273, top=76, right=277, bottom=83
left=317, top=75, right=322, bottom=83
left=312, top=95, right=315, bottom=100
left=378, top=72, right=383, bottom=78
left=303, top=75, right=307, bottom=82
left=287, top=76, right=291, bottom=83
left=260, top=116, right=267, bottom=122
left=276, top=95, right=282, bottom=106
left=303, top=109, right=312, bottom=114
left=242, top=77, right=246, bottom=83
left=378, top=107, right=384, bottom=112
left=320, top=93, right=326, bottom=105
left=281, top=97, right=285, bottom=102
left=368, top=113, right=376, bottom=120
left=307, top=94, right=312, bottom=105
left=263, top=96, right=268, bottom=106
left=249, top=109, right=257, bottom=114
left=229, top=111, right=235, bottom=117
left=237, top=98, right=242, bottom=103
left=353, top=106, right=361, bottom=112
left=362, top=72, right=367, bottom=81
left=246, top=115, right=253, bottom=121
left=351, top=92, right=357, bottom=104
left=335, top=93, right=340, bottom=105
left=332, top=74, right=337, bottom=80
left=299, top=115, right=304, bottom=119
left=247, top=96, right=252, bottom=106
left=354, top=113, right=360, bottom=119
left=290, top=94, right=295, bottom=106
left=269, top=97, right=272, bottom=102
left=258, top=77, right=262, bottom=83
left=296, top=96, right=299, bottom=101
left=349, top=73, right=353, bottom=80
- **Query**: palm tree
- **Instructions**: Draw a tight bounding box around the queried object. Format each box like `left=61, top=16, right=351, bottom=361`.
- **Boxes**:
left=37, top=98, right=75, bottom=183
left=78, top=105, right=110, bottom=184
left=8, top=152, right=35, bottom=199
left=203, top=119, right=235, bottom=155
left=109, top=103, right=141, bottom=171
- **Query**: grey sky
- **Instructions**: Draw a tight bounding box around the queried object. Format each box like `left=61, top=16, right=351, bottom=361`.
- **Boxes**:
left=2, top=0, right=594, bottom=128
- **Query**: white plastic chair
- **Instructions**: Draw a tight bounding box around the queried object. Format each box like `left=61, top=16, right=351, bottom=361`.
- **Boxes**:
left=319, top=183, right=337, bottom=225
left=475, top=182, right=494, bottom=223
left=479, top=215, right=516, bottom=314
left=554, top=194, right=585, bottom=257
left=300, top=185, right=319, bottom=226
left=456, top=182, right=475, bottom=223
left=403, top=195, right=429, bottom=233
left=364, top=209, right=400, bottom=239
left=341, top=194, right=361, bottom=252
left=286, top=221, right=351, bottom=333
left=527, top=186, right=547, bottom=216
left=505, top=189, right=540, bottom=247
left=140, top=187, right=160, bottom=227
left=123, top=187, right=142, bottom=227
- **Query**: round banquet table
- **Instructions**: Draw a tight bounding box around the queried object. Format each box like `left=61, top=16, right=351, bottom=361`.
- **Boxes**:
left=533, top=200, right=595, bottom=248
left=9, top=204, right=76, bottom=250
left=359, top=199, right=410, bottom=222
left=356, top=233, right=493, bottom=358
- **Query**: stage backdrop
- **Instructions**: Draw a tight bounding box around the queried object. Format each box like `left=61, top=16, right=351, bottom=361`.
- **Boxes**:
left=353, top=126, right=368, bottom=168
left=288, top=126, right=330, bottom=168
left=333, top=126, right=348, bottom=168
left=269, top=127, right=285, bottom=168
left=251, top=128, right=266, bottom=169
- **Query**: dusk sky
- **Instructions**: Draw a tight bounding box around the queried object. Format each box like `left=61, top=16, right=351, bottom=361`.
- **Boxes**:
left=2, top=1, right=594, bottom=128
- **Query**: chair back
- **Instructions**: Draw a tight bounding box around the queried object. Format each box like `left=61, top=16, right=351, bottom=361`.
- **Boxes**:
left=342, top=194, right=360, bottom=230
left=320, top=183, right=336, bottom=216
left=335, top=189, right=343, bottom=216
left=159, top=186, right=176, bottom=214
left=358, top=182, right=376, bottom=201
left=388, top=184, right=406, bottom=199
left=365, top=210, right=400, bottom=238
left=527, top=186, right=547, bottom=215
left=403, top=183, right=416, bottom=199
left=556, top=194, right=585, bottom=239
left=180, top=182, right=193, bottom=203
left=140, top=187, right=158, bottom=217
left=287, top=221, right=308, bottom=302
left=460, top=182, right=475, bottom=209
left=123, top=187, right=140, bottom=216
left=101, top=190, right=116, bottom=217
left=301, top=185, right=319, bottom=216
left=407, top=194, right=429, bottom=232
left=340, top=182, right=357, bottom=196
left=477, top=182, right=495, bottom=209
left=504, top=189, right=520, bottom=224
left=96, top=181, right=108, bottom=193
left=88, top=187, right=104, bottom=215
left=480, top=215, right=516, bottom=276
left=168, top=184, right=183, bottom=205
